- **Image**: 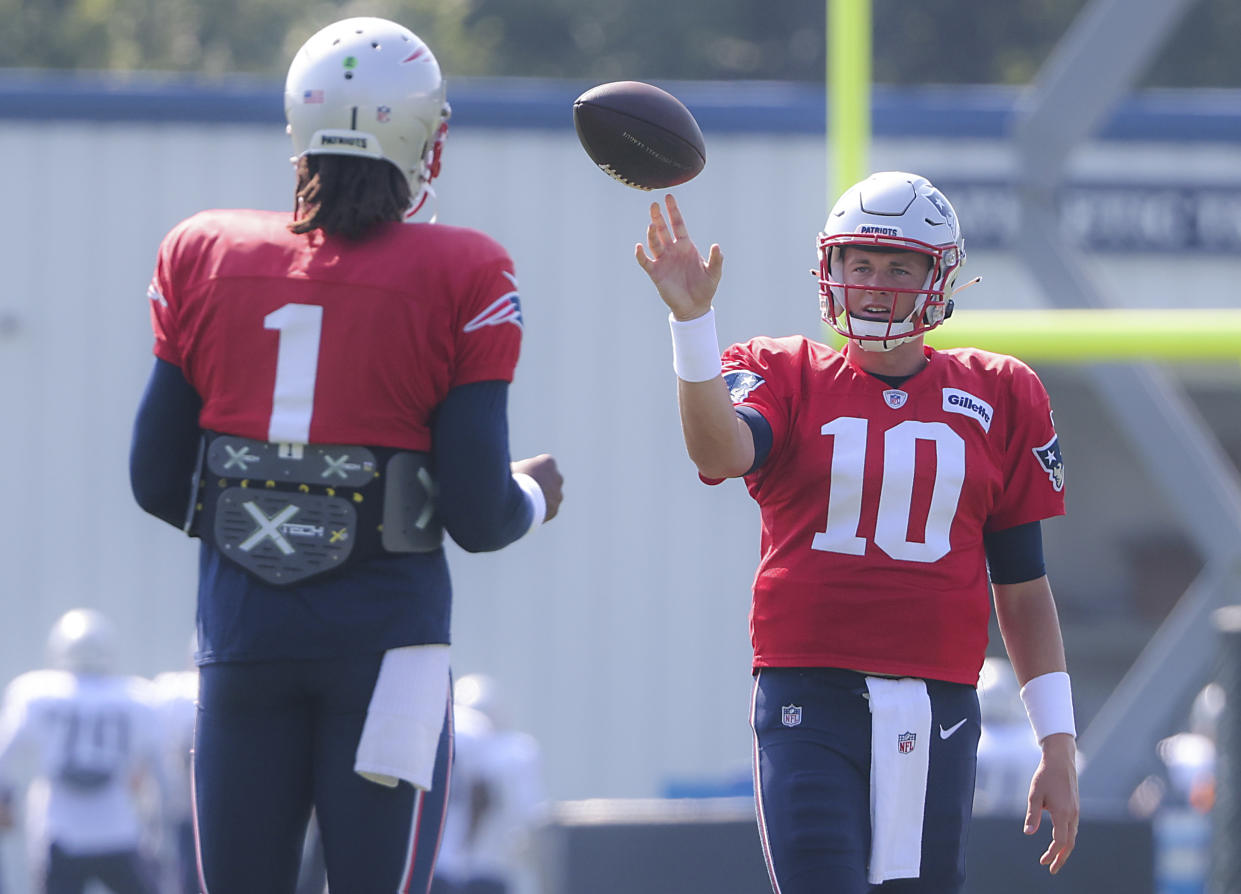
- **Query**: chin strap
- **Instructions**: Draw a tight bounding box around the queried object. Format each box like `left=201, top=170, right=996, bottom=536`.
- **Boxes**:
left=404, top=114, right=450, bottom=224
left=405, top=183, right=439, bottom=224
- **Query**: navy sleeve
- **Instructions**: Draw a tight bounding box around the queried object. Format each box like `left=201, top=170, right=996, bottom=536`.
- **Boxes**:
left=736, top=406, right=773, bottom=475
left=983, top=520, right=1046, bottom=584
left=130, top=358, right=203, bottom=529
left=432, top=381, right=534, bottom=553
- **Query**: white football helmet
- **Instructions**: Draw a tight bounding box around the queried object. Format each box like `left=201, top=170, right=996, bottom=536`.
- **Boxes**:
left=47, top=608, right=118, bottom=675
left=454, top=673, right=508, bottom=730
left=818, top=171, right=966, bottom=351
left=284, top=17, right=451, bottom=217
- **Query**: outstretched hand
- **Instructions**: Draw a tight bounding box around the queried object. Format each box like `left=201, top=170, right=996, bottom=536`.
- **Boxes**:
left=1024, top=733, right=1079, bottom=874
left=634, top=194, right=723, bottom=321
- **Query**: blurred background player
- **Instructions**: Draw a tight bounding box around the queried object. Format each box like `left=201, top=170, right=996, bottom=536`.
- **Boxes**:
left=635, top=174, right=1078, bottom=893
left=148, top=638, right=197, bottom=894
left=128, top=15, right=563, bottom=894
left=432, top=674, right=545, bottom=894
left=973, top=656, right=1044, bottom=816
left=1129, top=681, right=1222, bottom=894
left=0, top=609, right=162, bottom=894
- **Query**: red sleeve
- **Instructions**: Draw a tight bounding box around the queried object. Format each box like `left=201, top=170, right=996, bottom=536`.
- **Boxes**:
left=696, top=338, right=793, bottom=487
left=986, top=361, right=1066, bottom=531
left=720, top=338, right=791, bottom=448
left=451, top=255, right=523, bottom=388
left=148, top=225, right=186, bottom=368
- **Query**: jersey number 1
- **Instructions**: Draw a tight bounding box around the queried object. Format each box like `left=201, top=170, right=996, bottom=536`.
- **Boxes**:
left=811, top=417, right=965, bottom=563
left=264, top=304, right=324, bottom=444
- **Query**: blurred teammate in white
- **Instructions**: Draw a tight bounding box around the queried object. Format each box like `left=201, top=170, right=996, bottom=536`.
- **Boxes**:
left=149, top=639, right=198, bottom=894
left=432, top=674, right=545, bottom=894
left=0, top=609, right=163, bottom=894
left=973, top=656, right=1044, bottom=815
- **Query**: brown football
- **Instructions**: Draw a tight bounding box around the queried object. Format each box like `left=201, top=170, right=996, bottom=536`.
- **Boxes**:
left=573, top=81, right=706, bottom=190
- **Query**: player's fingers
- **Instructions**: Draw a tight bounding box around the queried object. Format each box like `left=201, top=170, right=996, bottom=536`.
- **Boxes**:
left=1040, top=837, right=1072, bottom=874
left=634, top=243, right=652, bottom=272
left=646, top=219, right=665, bottom=253
left=1050, top=808, right=1077, bottom=872
left=1034, top=803, right=1076, bottom=873
left=1023, top=800, right=1041, bottom=835
left=706, top=244, right=724, bottom=283
left=665, top=193, right=689, bottom=240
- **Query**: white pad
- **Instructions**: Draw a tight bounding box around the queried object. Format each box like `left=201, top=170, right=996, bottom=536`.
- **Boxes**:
left=865, top=676, right=932, bottom=884
left=354, top=644, right=450, bottom=790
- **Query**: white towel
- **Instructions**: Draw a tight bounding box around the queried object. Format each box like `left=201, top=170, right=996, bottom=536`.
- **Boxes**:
left=865, top=676, right=932, bottom=884
left=354, top=644, right=450, bottom=790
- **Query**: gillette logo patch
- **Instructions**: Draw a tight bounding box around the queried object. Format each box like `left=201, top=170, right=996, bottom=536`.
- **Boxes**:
left=942, top=388, right=993, bottom=432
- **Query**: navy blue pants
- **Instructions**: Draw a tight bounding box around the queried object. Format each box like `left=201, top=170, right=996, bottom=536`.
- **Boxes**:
left=751, top=668, right=980, bottom=894
left=194, top=654, right=453, bottom=894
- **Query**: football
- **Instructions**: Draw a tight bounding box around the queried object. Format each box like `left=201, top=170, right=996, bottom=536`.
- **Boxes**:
left=573, top=81, right=706, bottom=191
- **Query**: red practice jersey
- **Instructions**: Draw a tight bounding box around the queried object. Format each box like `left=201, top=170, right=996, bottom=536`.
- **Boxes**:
left=147, top=209, right=523, bottom=450
left=720, top=337, right=1066, bottom=685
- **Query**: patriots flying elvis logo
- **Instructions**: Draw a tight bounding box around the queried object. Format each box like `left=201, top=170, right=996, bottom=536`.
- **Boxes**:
left=927, top=190, right=956, bottom=229
left=1032, top=434, right=1065, bottom=492
left=464, top=271, right=523, bottom=331
left=724, top=370, right=765, bottom=404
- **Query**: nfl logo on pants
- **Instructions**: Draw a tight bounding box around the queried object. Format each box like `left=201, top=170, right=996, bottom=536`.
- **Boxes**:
left=781, top=704, right=802, bottom=727
left=897, top=731, right=916, bottom=754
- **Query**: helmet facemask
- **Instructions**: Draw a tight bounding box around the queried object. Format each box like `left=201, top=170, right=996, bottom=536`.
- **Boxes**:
left=816, top=172, right=966, bottom=352
left=818, top=235, right=961, bottom=352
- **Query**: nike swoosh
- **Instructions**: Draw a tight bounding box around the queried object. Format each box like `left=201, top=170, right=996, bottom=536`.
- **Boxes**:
left=939, top=718, right=968, bottom=739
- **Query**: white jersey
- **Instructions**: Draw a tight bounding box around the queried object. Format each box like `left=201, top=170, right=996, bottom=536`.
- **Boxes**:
left=973, top=722, right=1042, bottom=816
left=0, top=669, right=163, bottom=854
left=436, top=705, right=545, bottom=889
left=150, top=670, right=198, bottom=823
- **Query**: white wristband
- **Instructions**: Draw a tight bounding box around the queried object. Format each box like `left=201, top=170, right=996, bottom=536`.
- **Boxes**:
left=1019, top=671, right=1076, bottom=742
left=512, top=473, right=546, bottom=537
left=669, top=309, right=722, bottom=382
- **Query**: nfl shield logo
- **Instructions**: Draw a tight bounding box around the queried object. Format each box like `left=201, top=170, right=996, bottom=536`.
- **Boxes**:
left=883, top=389, right=908, bottom=409
left=781, top=704, right=802, bottom=727
left=897, top=731, right=916, bottom=754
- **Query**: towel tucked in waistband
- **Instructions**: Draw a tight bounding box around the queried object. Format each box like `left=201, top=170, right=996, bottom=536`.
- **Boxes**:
left=354, top=644, right=450, bottom=790
left=865, top=676, right=932, bottom=884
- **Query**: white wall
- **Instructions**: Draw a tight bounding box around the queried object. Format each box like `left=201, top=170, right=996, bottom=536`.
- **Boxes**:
left=1, top=112, right=1238, bottom=804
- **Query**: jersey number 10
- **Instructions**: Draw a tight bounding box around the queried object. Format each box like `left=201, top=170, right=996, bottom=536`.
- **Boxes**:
left=812, top=417, right=965, bottom=563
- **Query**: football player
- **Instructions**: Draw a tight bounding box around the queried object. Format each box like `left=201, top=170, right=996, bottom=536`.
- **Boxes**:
left=973, top=656, right=1045, bottom=816
left=129, top=17, right=563, bottom=894
left=635, top=174, right=1078, bottom=893
left=432, top=674, right=544, bottom=894
left=148, top=641, right=197, bottom=894
left=0, top=610, right=162, bottom=894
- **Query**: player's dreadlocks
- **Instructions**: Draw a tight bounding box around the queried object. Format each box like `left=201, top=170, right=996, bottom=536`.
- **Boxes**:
left=289, top=155, right=412, bottom=240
